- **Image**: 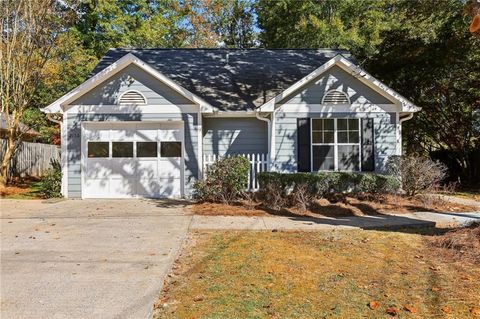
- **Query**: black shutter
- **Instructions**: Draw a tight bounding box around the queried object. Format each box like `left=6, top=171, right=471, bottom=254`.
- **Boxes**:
left=297, top=118, right=311, bottom=172
left=361, top=118, right=375, bottom=172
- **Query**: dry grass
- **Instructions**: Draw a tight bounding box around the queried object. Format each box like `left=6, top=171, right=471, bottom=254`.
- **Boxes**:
left=191, top=194, right=476, bottom=218
left=430, top=223, right=480, bottom=264
left=154, top=230, right=480, bottom=319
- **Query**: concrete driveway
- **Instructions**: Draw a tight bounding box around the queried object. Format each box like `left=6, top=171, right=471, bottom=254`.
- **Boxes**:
left=0, top=199, right=192, bottom=319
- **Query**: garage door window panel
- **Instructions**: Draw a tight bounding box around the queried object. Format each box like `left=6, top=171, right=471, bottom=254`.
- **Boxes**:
left=161, top=142, right=181, bottom=157
left=137, top=142, right=158, bottom=157
left=112, top=142, right=134, bottom=158
left=88, top=142, right=109, bottom=158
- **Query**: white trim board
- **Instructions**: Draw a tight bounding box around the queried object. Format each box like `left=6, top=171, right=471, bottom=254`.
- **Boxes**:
left=258, top=55, right=421, bottom=113
left=277, top=103, right=400, bottom=113
left=42, top=53, right=215, bottom=114
left=65, top=104, right=199, bottom=114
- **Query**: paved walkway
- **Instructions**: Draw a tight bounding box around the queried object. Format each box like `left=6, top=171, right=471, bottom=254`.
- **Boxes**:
left=190, top=211, right=480, bottom=231
left=1, top=199, right=191, bottom=319
left=436, top=194, right=480, bottom=209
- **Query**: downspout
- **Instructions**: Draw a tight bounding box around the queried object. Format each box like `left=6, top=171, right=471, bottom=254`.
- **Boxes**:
left=46, top=113, right=66, bottom=197
left=255, top=111, right=272, bottom=171
left=399, top=113, right=414, bottom=124
left=398, top=113, right=414, bottom=156
left=46, top=113, right=62, bottom=125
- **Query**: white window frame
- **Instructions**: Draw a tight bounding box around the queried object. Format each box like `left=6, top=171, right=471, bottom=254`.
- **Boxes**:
left=310, top=118, right=362, bottom=172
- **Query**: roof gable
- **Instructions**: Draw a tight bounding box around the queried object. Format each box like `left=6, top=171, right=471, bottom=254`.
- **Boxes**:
left=70, top=64, right=193, bottom=106
left=259, top=55, right=420, bottom=112
left=42, top=53, right=214, bottom=114
left=277, top=65, right=395, bottom=106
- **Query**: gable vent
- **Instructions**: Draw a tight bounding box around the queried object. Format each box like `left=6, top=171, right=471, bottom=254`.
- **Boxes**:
left=119, top=91, right=146, bottom=105
left=322, top=90, right=350, bottom=105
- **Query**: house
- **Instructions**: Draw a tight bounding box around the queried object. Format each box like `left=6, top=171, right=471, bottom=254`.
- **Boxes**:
left=1, top=112, right=40, bottom=142
left=41, top=49, right=420, bottom=199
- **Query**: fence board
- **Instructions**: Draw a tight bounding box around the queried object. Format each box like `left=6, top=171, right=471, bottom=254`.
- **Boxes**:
left=0, top=139, right=60, bottom=177
left=203, top=153, right=269, bottom=191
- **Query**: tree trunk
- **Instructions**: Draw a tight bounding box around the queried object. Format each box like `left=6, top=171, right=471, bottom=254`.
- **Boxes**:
left=0, top=131, right=16, bottom=186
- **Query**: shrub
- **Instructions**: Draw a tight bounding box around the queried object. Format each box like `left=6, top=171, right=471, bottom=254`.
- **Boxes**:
left=257, top=171, right=400, bottom=208
left=386, top=155, right=447, bottom=196
left=38, top=161, right=62, bottom=198
left=193, top=156, right=250, bottom=203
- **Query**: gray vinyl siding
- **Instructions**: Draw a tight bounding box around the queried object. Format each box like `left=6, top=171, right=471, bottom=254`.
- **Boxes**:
left=278, top=66, right=393, bottom=106
left=274, top=111, right=397, bottom=173
left=70, top=64, right=192, bottom=106
left=66, top=113, right=198, bottom=198
left=203, top=118, right=268, bottom=156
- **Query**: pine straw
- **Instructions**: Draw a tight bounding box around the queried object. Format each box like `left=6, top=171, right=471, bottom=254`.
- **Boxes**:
left=430, top=223, right=480, bottom=264
left=191, top=194, right=476, bottom=218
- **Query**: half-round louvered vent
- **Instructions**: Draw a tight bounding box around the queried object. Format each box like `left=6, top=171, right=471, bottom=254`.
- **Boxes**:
left=119, top=91, right=147, bottom=105
left=322, top=90, right=350, bottom=105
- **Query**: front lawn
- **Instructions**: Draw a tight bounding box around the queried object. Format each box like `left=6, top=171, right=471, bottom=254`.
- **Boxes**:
left=0, top=177, right=42, bottom=199
left=154, top=229, right=480, bottom=319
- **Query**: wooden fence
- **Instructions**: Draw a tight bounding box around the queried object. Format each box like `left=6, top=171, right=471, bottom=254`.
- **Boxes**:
left=0, top=139, right=60, bottom=177
left=203, top=153, right=269, bottom=190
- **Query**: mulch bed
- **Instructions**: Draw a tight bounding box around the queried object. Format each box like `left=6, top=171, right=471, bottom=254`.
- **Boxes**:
left=192, top=194, right=476, bottom=218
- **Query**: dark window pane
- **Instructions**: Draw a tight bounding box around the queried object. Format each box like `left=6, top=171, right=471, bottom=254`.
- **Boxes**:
left=338, top=145, right=359, bottom=171
left=349, top=131, right=360, bottom=143
left=112, top=142, right=133, bottom=157
left=161, top=142, right=181, bottom=157
left=338, top=132, right=348, bottom=143
left=137, top=142, right=157, bottom=157
left=312, top=145, right=335, bottom=171
left=323, top=119, right=334, bottom=130
left=88, top=142, right=109, bottom=158
left=312, top=119, right=322, bottom=130
left=337, top=119, right=348, bottom=130
left=312, top=132, right=322, bottom=143
left=348, top=119, right=359, bottom=130
left=323, top=131, right=334, bottom=143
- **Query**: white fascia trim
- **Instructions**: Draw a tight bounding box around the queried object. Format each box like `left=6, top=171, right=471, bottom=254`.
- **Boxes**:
left=65, top=104, right=199, bottom=114
left=41, top=53, right=215, bottom=114
left=277, top=103, right=402, bottom=113
left=258, top=55, right=421, bottom=113
left=335, top=57, right=420, bottom=112
left=203, top=110, right=258, bottom=118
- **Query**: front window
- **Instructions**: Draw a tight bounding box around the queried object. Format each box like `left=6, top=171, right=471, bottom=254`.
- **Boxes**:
left=311, top=118, right=361, bottom=171
left=312, top=119, right=335, bottom=171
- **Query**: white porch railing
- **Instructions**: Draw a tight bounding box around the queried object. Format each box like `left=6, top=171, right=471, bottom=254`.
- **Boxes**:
left=203, top=153, right=269, bottom=190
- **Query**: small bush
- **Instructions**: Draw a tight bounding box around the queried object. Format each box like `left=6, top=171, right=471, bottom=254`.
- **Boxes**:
left=193, top=156, right=250, bottom=203
left=38, top=161, right=62, bottom=198
left=386, top=155, right=447, bottom=196
left=258, top=171, right=400, bottom=209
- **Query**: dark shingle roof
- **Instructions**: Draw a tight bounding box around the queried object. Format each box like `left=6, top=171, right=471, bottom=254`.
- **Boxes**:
left=93, top=48, right=352, bottom=111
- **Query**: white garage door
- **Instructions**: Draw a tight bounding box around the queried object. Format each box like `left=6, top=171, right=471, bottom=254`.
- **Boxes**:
left=82, top=122, right=183, bottom=198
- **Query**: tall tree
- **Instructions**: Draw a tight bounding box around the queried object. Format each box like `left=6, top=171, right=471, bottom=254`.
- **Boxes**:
left=74, top=0, right=186, bottom=57
left=0, top=0, right=75, bottom=185
left=365, top=0, right=480, bottom=185
left=179, top=0, right=257, bottom=48
left=256, top=0, right=393, bottom=57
